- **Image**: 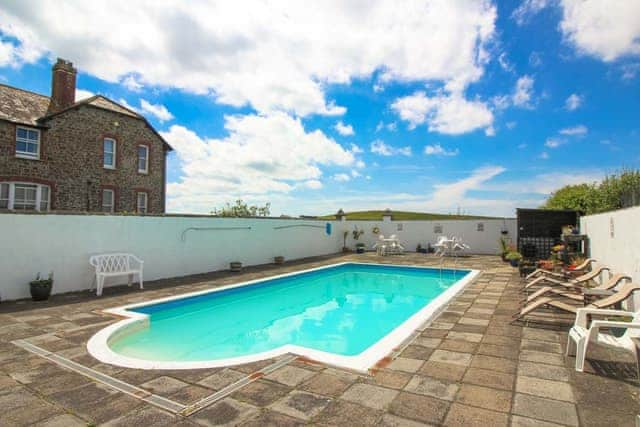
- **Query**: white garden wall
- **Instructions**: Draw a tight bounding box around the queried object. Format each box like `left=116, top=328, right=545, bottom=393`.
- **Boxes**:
left=580, top=206, right=640, bottom=309
left=340, top=217, right=516, bottom=255
left=0, top=213, right=516, bottom=301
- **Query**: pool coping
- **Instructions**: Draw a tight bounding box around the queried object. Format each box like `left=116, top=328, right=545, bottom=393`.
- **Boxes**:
left=87, top=261, right=480, bottom=373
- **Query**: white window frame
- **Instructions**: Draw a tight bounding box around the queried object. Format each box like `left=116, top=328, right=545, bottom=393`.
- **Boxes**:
left=137, top=145, right=149, bottom=174
left=0, top=182, right=50, bottom=211
left=103, top=138, right=116, bottom=169
left=102, top=189, right=115, bottom=213
left=16, top=126, right=41, bottom=160
left=136, top=192, right=148, bottom=214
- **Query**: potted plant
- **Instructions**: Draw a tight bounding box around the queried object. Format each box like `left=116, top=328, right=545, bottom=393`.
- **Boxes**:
left=505, top=251, right=523, bottom=267
left=30, top=272, right=53, bottom=301
left=498, top=238, right=509, bottom=262
left=230, top=261, right=242, bottom=272
left=274, top=256, right=284, bottom=265
left=342, top=231, right=350, bottom=253
left=416, top=243, right=422, bottom=253
left=351, top=227, right=365, bottom=252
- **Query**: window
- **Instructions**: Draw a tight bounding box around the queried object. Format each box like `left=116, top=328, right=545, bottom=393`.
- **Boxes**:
left=0, top=183, right=9, bottom=208
left=0, top=182, right=50, bottom=211
left=136, top=192, right=148, bottom=214
left=138, top=145, right=149, bottom=173
left=16, top=127, right=40, bottom=159
left=102, top=189, right=115, bottom=213
left=477, top=223, right=484, bottom=232
left=103, top=138, right=116, bottom=169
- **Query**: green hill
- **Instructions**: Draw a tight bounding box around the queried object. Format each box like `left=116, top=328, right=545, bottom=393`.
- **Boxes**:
left=318, top=210, right=500, bottom=221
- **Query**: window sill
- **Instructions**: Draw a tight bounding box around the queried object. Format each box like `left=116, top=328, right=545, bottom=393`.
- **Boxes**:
left=137, top=170, right=149, bottom=175
left=15, top=154, right=41, bottom=161
left=103, top=166, right=116, bottom=170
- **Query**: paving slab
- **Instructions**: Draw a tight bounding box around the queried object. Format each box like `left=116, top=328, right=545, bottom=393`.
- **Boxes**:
left=454, top=384, right=512, bottom=412
left=340, top=383, right=399, bottom=410
left=388, top=391, right=449, bottom=425
left=516, top=375, right=576, bottom=402
left=513, top=393, right=579, bottom=426
left=428, top=349, right=472, bottom=367
left=264, top=365, right=315, bottom=387
left=271, top=390, right=332, bottom=420
left=443, top=403, right=509, bottom=427
left=404, top=375, right=458, bottom=401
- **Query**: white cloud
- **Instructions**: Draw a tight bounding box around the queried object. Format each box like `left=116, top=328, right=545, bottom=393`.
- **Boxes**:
left=350, top=144, right=363, bottom=154
left=545, top=137, right=566, bottom=148
left=498, top=52, right=514, bottom=72
left=392, top=90, right=493, bottom=135
left=75, top=88, right=94, bottom=100
left=539, top=151, right=550, bottom=159
left=140, top=99, right=174, bottom=122
left=512, top=75, right=535, bottom=108
left=370, top=139, right=412, bottom=157
left=162, top=112, right=355, bottom=212
left=560, top=0, right=640, bottom=61
left=332, top=173, right=351, bottom=182
left=117, top=98, right=140, bottom=113
left=334, top=121, right=355, bottom=136
left=512, top=0, right=552, bottom=25
left=429, top=165, right=506, bottom=209
left=517, top=143, right=527, bottom=149
left=424, top=144, right=459, bottom=156
left=506, top=121, right=517, bottom=129
left=301, top=180, right=323, bottom=190
left=122, top=75, right=143, bottom=92
left=529, top=51, right=542, bottom=67
left=0, top=0, right=497, bottom=117
left=559, top=124, right=588, bottom=136
left=565, top=93, right=583, bottom=111
left=375, top=121, right=397, bottom=132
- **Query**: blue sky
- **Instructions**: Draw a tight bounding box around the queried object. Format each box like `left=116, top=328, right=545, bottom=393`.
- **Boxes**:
left=1, top=1, right=638, bottom=216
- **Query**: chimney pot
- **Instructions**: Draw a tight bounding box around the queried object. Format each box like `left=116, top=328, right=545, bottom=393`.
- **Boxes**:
left=49, top=58, right=77, bottom=113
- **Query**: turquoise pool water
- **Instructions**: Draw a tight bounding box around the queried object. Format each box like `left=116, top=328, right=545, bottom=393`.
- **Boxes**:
left=109, top=263, right=470, bottom=362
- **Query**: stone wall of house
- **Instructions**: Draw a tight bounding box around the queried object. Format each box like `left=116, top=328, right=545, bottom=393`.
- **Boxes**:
left=0, top=106, right=167, bottom=213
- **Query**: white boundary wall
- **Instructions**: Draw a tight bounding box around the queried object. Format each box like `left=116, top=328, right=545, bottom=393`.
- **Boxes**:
left=0, top=213, right=516, bottom=301
left=342, top=217, right=516, bottom=254
left=580, top=206, right=640, bottom=310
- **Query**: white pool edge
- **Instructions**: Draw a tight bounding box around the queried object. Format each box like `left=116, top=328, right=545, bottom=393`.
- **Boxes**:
left=87, top=262, right=480, bottom=373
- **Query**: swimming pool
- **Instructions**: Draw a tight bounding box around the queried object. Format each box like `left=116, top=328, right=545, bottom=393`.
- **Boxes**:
left=88, top=262, right=478, bottom=372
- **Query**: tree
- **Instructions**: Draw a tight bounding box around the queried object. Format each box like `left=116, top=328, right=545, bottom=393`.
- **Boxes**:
left=543, top=183, right=597, bottom=213
left=212, top=199, right=271, bottom=217
left=543, top=169, right=640, bottom=214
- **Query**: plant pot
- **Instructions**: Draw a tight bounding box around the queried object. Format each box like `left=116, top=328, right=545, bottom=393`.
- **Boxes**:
left=230, top=262, right=242, bottom=272
left=29, top=280, right=52, bottom=301
left=501, top=254, right=508, bottom=262
left=356, top=245, right=365, bottom=254
left=274, top=256, right=285, bottom=265
left=509, top=259, right=520, bottom=267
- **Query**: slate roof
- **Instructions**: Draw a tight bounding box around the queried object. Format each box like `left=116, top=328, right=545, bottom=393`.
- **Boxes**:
left=0, top=84, right=172, bottom=150
left=0, top=84, right=50, bottom=126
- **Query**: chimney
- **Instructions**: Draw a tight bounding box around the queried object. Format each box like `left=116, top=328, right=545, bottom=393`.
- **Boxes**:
left=48, top=58, right=77, bottom=113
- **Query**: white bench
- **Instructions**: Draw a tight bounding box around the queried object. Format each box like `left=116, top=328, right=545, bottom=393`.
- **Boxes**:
left=89, top=253, right=144, bottom=296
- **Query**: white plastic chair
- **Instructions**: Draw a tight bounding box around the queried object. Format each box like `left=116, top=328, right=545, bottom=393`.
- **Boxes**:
left=566, top=308, right=640, bottom=379
left=433, top=236, right=449, bottom=256
left=373, top=235, right=386, bottom=255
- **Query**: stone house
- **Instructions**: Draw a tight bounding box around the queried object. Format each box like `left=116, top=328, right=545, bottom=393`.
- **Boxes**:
left=0, top=58, right=172, bottom=214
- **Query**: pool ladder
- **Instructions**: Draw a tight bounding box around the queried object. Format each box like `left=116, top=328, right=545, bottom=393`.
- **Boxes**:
left=438, top=250, right=458, bottom=284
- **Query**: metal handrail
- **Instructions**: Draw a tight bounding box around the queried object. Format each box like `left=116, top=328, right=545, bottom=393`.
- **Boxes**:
left=180, top=226, right=251, bottom=242
left=273, top=224, right=325, bottom=230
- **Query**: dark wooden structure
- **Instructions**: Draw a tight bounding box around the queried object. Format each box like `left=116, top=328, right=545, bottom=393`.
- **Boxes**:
left=516, top=208, right=579, bottom=260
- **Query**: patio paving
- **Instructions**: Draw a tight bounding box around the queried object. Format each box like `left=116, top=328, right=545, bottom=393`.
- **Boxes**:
left=0, top=253, right=638, bottom=426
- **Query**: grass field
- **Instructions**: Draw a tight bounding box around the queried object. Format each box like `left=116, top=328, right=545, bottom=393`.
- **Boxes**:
left=317, top=210, right=501, bottom=221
